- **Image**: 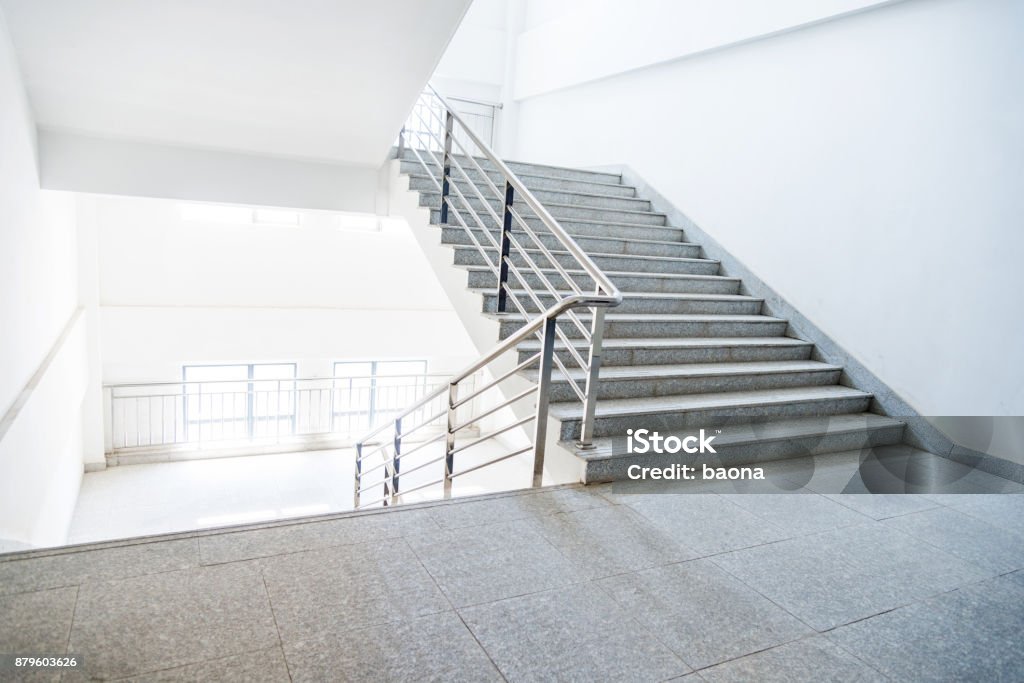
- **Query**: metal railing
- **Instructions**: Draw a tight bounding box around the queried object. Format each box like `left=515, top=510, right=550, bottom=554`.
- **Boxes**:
left=354, top=85, right=621, bottom=507
left=106, top=373, right=478, bottom=453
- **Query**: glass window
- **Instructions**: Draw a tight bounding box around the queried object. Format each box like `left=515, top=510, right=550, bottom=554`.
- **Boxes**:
left=183, top=363, right=296, bottom=442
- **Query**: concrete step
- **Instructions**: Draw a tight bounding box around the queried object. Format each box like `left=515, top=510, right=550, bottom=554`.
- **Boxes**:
left=431, top=209, right=685, bottom=241
left=407, top=174, right=650, bottom=212
left=453, top=245, right=717, bottom=275
left=465, top=267, right=738, bottom=294
left=440, top=226, right=701, bottom=259
left=549, top=385, right=874, bottom=440
left=478, top=290, right=763, bottom=315
left=538, top=360, right=842, bottom=402
left=401, top=149, right=622, bottom=184
left=566, top=414, right=905, bottom=482
left=494, top=312, right=789, bottom=339
left=419, top=191, right=668, bottom=226
left=400, top=163, right=637, bottom=197
left=518, top=336, right=815, bottom=367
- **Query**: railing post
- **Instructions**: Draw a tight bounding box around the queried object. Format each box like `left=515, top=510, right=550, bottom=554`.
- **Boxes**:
left=353, top=442, right=362, bottom=508
left=577, top=304, right=606, bottom=450
left=439, top=111, right=455, bottom=224
left=444, top=382, right=457, bottom=498
left=531, top=316, right=558, bottom=488
left=496, top=181, right=515, bottom=313
left=397, top=125, right=406, bottom=160
left=392, top=417, right=402, bottom=502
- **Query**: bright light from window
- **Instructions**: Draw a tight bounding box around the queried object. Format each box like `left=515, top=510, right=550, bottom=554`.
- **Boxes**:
left=179, top=203, right=252, bottom=224
left=337, top=213, right=380, bottom=232
left=254, top=209, right=301, bottom=226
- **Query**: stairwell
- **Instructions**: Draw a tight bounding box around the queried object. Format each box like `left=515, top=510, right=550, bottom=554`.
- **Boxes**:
left=394, top=150, right=907, bottom=483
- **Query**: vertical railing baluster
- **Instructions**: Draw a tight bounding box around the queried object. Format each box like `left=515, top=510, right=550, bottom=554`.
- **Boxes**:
left=496, top=181, right=515, bottom=313
left=444, top=381, right=458, bottom=498
left=353, top=442, right=362, bottom=508
left=392, top=417, right=402, bottom=503
left=531, top=316, right=558, bottom=488
left=577, top=302, right=606, bottom=449
left=439, top=111, right=454, bottom=224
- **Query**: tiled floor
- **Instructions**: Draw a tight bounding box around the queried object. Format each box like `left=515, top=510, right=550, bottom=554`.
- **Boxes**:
left=68, top=443, right=534, bottom=545
left=2, top=447, right=1023, bottom=681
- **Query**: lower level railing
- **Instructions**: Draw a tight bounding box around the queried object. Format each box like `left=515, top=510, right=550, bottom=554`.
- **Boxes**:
left=105, top=373, right=478, bottom=453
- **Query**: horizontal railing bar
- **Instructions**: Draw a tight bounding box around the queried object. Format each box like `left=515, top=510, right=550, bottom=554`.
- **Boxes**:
left=450, top=415, right=535, bottom=456
left=450, top=385, right=536, bottom=433
left=106, top=374, right=452, bottom=389
left=449, top=445, right=534, bottom=480
left=451, top=352, right=541, bottom=410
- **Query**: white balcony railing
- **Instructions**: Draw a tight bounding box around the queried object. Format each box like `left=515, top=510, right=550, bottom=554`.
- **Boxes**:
left=104, top=373, right=479, bottom=454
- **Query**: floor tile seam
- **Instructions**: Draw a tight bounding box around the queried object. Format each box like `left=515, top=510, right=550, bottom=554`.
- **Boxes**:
left=871, top=519, right=1012, bottom=577
left=61, top=584, right=79, bottom=660
left=823, top=494, right=939, bottom=520
left=2, top=558, right=209, bottom=599
left=257, top=566, right=291, bottom=683
left=100, top=644, right=287, bottom=683
left=0, top=531, right=202, bottom=564
left=686, top=633, right=824, bottom=676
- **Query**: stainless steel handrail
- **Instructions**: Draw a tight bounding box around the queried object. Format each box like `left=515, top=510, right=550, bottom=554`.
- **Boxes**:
left=354, top=85, right=622, bottom=507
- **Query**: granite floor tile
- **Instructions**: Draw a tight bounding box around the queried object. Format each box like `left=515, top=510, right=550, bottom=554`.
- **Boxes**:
left=721, top=493, right=872, bottom=536
left=283, top=610, right=502, bottom=682
left=425, top=486, right=610, bottom=530
left=598, top=559, right=811, bottom=670
left=198, top=508, right=439, bottom=564
left=260, top=539, right=449, bottom=642
left=712, top=523, right=991, bottom=631
left=828, top=574, right=1024, bottom=682
left=1005, top=569, right=1024, bottom=589
left=406, top=518, right=583, bottom=607
left=0, top=586, right=77, bottom=681
left=949, top=494, right=1024, bottom=533
left=882, top=505, right=1024, bottom=573
left=531, top=504, right=698, bottom=579
left=698, top=636, right=885, bottom=683
left=460, top=584, right=690, bottom=682
left=625, top=494, right=792, bottom=556
left=121, top=646, right=291, bottom=682
left=66, top=561, right=278, bottom=680
left=0, top=538, right=198, bottom=596
left=822, top=493, right=939, bottom=520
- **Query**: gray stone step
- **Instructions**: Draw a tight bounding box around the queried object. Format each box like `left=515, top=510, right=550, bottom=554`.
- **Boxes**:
left=494, top=312, right=789, bottom=340
left=440, top=226, right=700, bottom=259
left=401, top=149, right=622, bottom=184
left=518, top=336, right=815, bottom=367
left=400, top=163, right=637, bottom=197
left=567, top=414, right=905, bottom=482
left=420, top=191, right=668, bottom=226
left=465, top=267, right=739, bottom=294
left=477, top=290, right=763, bottom=315
left=430, top=209, right=686, bottom=241
left=539, top=360, right=842, bottom=402
left=549, top=385, right=874, bottom=440
left=453, top=245, right=716, bottom=275
left=407, top=174, right=650, bottom=212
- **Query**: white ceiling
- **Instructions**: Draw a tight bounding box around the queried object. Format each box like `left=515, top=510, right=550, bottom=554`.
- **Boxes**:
left=0, top=0, right=472, bottom=165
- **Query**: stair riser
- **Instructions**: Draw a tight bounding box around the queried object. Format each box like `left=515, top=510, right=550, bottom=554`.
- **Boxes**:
left=556, top=395, right=873, bottom=440
left=482, top=293, right=761, bottom=315
left=498, top=318, right=789, bottom=340
left=420, top=193, right=668, bottom=226
left=401, top=163, right=637, bottom=197
left=467, top=269, right=739, bottom=294
left=440, top=227, right=701, bottom=258
left=431, top=210, right=683, bottom=241
left=579, top=423, right=906, bottom=482
left=454, top=248, right=715, bottom=275
left=519, top=344, right=814, bottom=368
left=401, top=150, right=623, bottom=184
left=407, top=176, right=648, bottom=211
left=545, top=369, right=841, bottom=402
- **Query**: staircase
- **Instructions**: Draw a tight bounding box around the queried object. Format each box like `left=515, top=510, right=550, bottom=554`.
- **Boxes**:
left=356, top=86, right=906, bottom=506
left=396, top=157, right=905, bottom=484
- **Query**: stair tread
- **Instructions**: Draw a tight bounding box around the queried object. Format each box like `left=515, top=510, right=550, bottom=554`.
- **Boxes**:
left=544, top=360, right=842, bottom=382
left=453, top=245, right=707, bottom=264
left=437, top=213, right=687, bottom=234
left=423, top=192, right=667, bottom=218
left=473, top=289, right=760, bottom=302
left=492, top=312, right=785, bottom=323
left=566, top=413, right=903, bottom=460
left=446, top=227, right=690, bottom=249
left=519, top=336, right=813, bottom=351
left=462, top=266, right=729, bottom=280
left=549, top=385, right=872, bottom=419
left=409, top=172, right=640, bottom=201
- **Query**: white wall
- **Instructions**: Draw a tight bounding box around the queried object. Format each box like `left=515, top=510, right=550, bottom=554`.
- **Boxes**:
left=91, top=195, right=478, bottom=386
left=511, top=0, right=1024, bottom=416
left=0, top=8, right=89, bottom=549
